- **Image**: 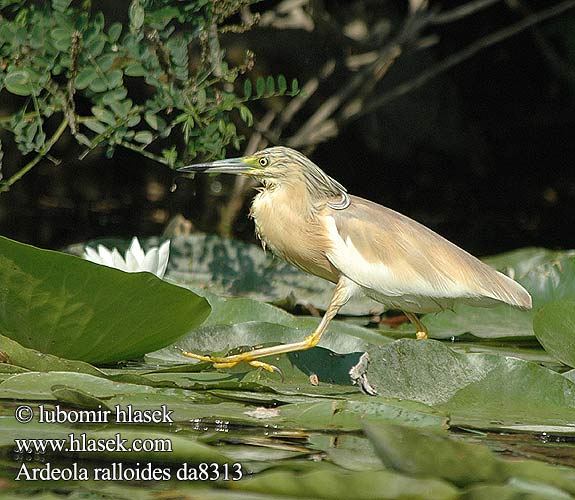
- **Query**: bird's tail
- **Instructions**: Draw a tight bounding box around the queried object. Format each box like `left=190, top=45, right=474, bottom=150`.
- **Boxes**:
left=487, top=271, right=532, bottom=310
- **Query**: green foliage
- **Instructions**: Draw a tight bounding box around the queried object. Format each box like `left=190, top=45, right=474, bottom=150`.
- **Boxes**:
left=2, top=240, right=575, bottom=496
left=533, top=299, right=575, bottom=368
left=0, top=0, right=297, bottom=189
left=0, top=235, right=211, bottom=363
left=358, top=339, right=575, bottom=430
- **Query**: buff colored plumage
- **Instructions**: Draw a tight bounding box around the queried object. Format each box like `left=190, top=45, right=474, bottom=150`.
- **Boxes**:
left=178, top=146, right=531, bottom=373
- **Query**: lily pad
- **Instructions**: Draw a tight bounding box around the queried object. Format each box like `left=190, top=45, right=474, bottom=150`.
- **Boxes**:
left=0, top=334, right=104, bottom=376
left=0, top=371, right=207, bottom=404
left=0, top=236, right=210, bottom=364
left=422, top=305, right=534, bottom=339
left=364, top=421, right=575, bottom=494
left=232, top=468, right=459, bottom=500
left=275, top=397, right=447, bottom=431
left=352, top=340, right=575, bottom=429
left=364, top=421, right=499, bottom=486
left=533, top=299, right=575, bottom=368
left=482, top=247, right=572, bottom=279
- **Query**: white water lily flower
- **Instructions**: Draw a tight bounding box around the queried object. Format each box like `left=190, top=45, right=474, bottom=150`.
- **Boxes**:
left=84, top=237, right=170, bottom=278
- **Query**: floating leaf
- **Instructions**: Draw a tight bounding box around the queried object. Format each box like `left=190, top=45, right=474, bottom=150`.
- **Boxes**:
left=365, top=421, right=499, bottom=486
left=353, top=339, right=575, bottom=429
left=533, top=299, right=575, bottom=368
left=422, top=304, right=533, bottom=339
left=233, top=468, right=459, bottom=500
left=0, top=236, right=210, bottom=364
left=365, top=421, right=575, bottom=493
left=0, top=334, right=104, bottom=376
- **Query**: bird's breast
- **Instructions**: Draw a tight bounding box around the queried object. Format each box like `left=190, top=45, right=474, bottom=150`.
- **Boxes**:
left=250, top=188, right=340, bottom=283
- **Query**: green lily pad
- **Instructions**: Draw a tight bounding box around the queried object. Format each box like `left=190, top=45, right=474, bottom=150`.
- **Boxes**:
left=533, top=299, right=575, bottom=368
left=0, top=334, right=104, bottom=375
left=0, top=236, right=210, bottom=364
left=519, top=254, right=575, bottom=307
left=365, top=421, right=499, bottom=486
left=232, top=468, right=458, bottom=500
left=275, top=397, right=447, bottom=431
left=0, top=371, right=207, bottom=404
left=352, top=340, right=575, bottom=429
left=319, top=434, right=386, bottom=472
left=482, top=247, right=571, bottom=279
left=422, top=305, right=533, bottom=339
left=462, top=482, right=573, bottom=500
left=364, top=421, right=575, bottom=494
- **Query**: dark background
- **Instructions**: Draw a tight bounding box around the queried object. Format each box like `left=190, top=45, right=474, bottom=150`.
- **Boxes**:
left=1, top=0, right=574, bottom=256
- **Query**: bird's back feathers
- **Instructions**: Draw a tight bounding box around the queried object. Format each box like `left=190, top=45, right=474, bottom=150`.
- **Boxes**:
left=325, top=196, right=532, bottom=313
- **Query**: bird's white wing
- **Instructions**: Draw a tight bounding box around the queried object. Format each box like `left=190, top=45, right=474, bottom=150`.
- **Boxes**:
left=324, top=196, right=531, bottom=312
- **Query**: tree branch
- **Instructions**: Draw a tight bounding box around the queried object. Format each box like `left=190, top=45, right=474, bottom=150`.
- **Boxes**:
left=430, top=0, right=503, bottom=24
left=342, top=0, right=575, bottom=135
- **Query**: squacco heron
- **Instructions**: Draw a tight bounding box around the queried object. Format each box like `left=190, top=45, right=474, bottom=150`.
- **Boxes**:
left=178, top=146, right=532, bottom=373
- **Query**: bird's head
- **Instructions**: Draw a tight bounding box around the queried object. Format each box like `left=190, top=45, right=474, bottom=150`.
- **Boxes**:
left=178, top=146, right=350, bottom=208
left=177, top=146, right=304, bottom=181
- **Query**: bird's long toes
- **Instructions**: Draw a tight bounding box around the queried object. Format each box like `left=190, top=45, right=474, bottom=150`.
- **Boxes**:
left=181, top=351, right=214, bottom=362
left=248, top=360, right=284, bottom=379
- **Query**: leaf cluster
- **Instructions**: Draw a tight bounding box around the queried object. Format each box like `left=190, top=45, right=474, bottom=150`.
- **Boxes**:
left=0, top=0, right=298, bottom=181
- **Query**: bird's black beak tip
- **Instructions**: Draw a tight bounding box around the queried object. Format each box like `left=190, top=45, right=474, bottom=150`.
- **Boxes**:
left=177, top=165, right=208, bottom=173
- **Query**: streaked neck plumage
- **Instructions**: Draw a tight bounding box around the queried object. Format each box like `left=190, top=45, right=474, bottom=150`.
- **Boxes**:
left=249, top=177, right=340, bottom=283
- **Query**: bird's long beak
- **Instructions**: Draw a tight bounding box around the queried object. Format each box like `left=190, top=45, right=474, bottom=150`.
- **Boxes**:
left=177, top=157, right=250, bottom=175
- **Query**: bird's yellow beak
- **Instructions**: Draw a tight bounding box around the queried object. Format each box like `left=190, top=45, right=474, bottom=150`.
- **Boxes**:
left=178, top=156, right=252, bottom=175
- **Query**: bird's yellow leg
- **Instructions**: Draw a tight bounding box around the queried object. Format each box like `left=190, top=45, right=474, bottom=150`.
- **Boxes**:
left=181, top=277, right=354, bottom=371
left=405, top=312, right=429, bottom=340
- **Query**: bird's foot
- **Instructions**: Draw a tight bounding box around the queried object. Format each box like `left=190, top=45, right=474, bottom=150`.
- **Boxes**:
left=404, top=312, right=429, bottom=340
left=416, top=330, right=428, bottom=340
left=181, top=350, right=282, bottom=375
left=303, top=331, right=322, bottom=348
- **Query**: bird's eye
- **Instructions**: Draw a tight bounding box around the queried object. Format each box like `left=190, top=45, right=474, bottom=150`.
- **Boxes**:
left=259, top=157, right=269, bottom=167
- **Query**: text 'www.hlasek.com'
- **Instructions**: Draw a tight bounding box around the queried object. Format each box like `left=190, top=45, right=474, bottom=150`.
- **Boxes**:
left=12, top=404, right=243, bottom=482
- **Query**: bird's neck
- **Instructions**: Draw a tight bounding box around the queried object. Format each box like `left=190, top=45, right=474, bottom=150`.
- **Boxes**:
left=248, top=179, right=340, bottom=283
left=250, top=181, right=316, bottom=246
left=251, top=181, right=317, bottom=220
